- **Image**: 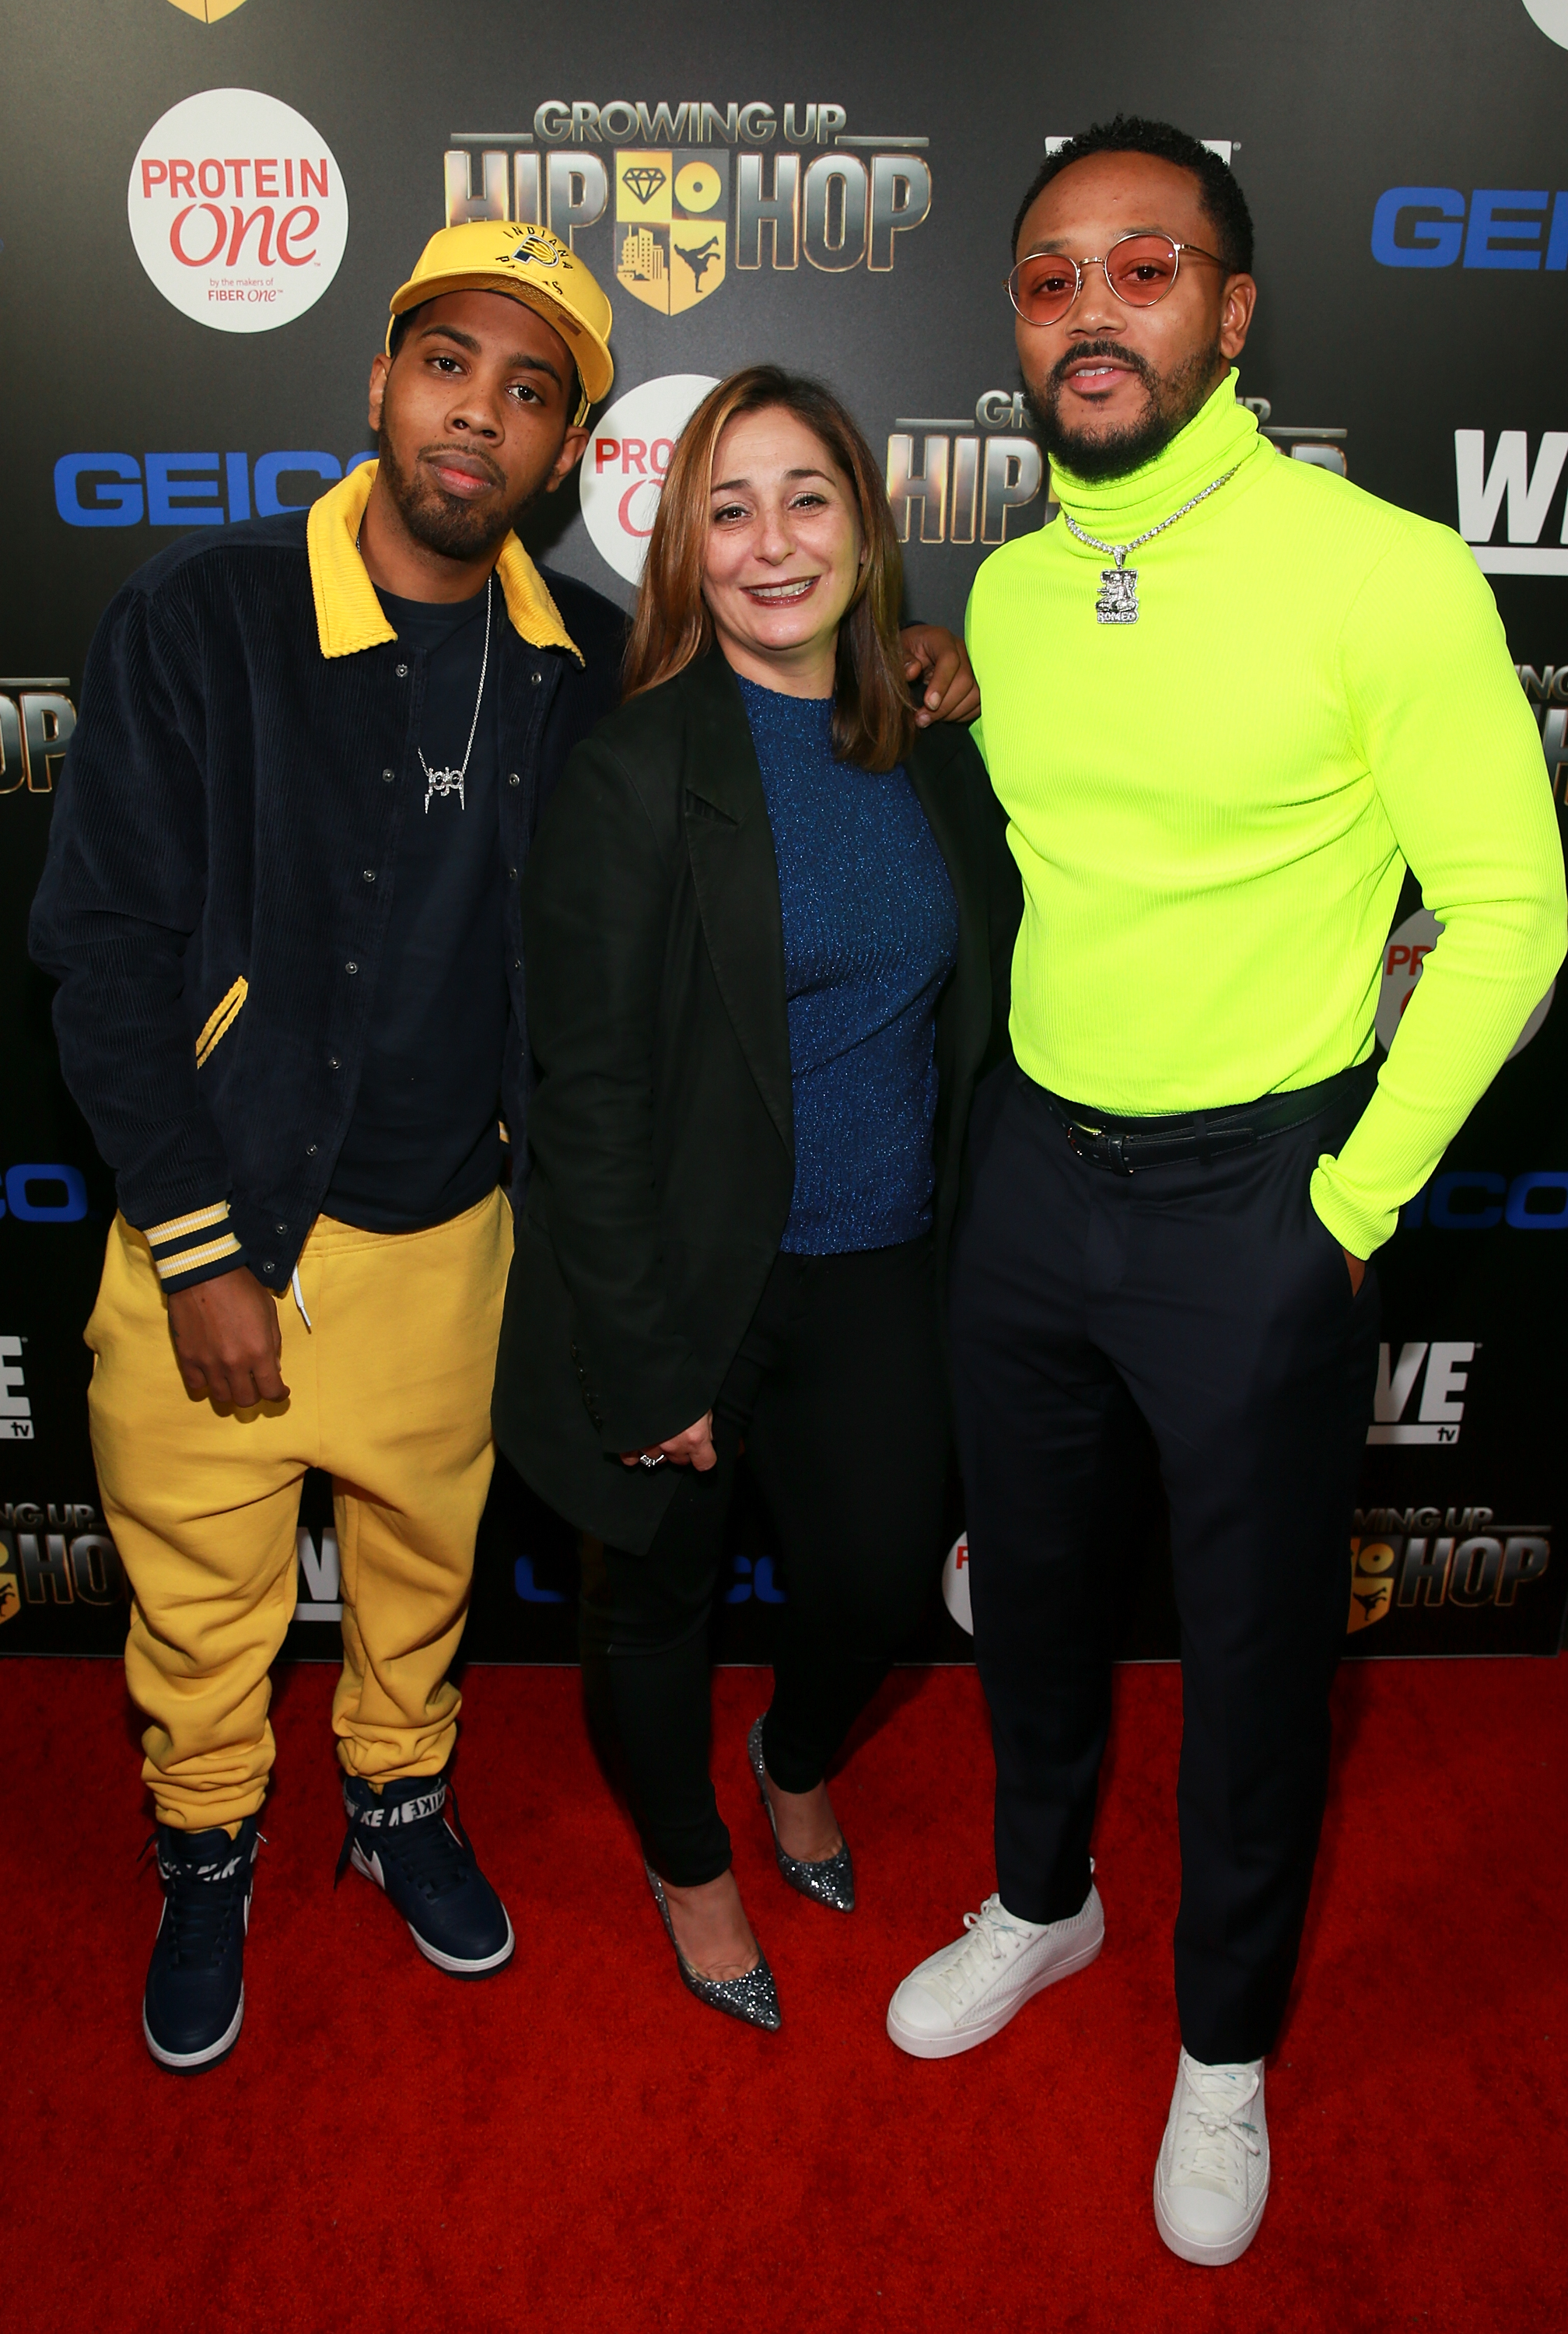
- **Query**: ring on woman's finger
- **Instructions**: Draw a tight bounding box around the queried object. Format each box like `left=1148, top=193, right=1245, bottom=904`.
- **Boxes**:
left=639, top=1451, right=667, bottom=1470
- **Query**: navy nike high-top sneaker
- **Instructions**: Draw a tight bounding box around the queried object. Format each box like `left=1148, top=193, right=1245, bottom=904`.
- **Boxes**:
left=338, top=1772, right=513, bottom=1977
left=143, top=1815, right=259, bottom=2071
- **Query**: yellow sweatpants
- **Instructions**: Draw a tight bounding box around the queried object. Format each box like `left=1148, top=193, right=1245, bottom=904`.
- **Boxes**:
left=86, top=1190, right=513, bottom=1830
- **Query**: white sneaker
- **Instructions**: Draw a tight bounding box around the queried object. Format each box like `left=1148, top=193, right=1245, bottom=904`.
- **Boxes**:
left=1153, top=2048, right=1271, bottom=2266
left=886, top=1884, right=1104, bottom=2059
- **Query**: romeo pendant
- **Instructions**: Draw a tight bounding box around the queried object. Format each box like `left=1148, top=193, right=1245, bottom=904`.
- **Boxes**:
left=1062, top=464, right=1240, bottom=631
left=1096, top=567, right=1139, bottom=625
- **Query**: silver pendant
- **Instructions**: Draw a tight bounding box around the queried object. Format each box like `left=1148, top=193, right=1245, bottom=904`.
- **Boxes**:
left=423, top=766, right=466, bottom=813
left=1096, top=566, right=1139, bottom=625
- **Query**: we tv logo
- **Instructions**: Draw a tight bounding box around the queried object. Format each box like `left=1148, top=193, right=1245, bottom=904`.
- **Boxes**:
left=1367, top=1340, right=1475, bottom=1446
left=1456, top=430, right=1568, bottom=576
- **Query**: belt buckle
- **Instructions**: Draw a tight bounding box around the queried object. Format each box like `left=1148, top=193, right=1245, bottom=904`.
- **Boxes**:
left=1064, top=1120, right=1135, bottom=1176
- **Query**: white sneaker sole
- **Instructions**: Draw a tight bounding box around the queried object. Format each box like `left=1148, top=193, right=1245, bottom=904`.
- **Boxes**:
left=886, top=1913, right=1104, bottom=2061
left=1153, top=2172, right=1269, bottom=2267
left=142, top=1985, right=244, bottom=2072
left=350, top=1841, right=516, bottom=1977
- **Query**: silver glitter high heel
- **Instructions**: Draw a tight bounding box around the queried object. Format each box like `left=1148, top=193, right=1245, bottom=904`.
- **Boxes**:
left=747, top=1715, right=856, bottom=1913
left=642, top=1863, right=782, bottom=2031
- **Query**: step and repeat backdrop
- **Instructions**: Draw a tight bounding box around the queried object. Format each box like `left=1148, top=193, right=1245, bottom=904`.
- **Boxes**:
left=2, top=0, right=1566, bottom=1663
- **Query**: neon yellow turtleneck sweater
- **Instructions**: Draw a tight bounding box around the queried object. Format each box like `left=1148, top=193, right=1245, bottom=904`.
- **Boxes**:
left=967, top=370, right=1566, bottom=1256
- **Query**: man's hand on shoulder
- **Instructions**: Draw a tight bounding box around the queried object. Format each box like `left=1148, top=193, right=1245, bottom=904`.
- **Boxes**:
left=899, top=625, right=981, bottom=729
left=167, top=1266, right=289, bottom=1407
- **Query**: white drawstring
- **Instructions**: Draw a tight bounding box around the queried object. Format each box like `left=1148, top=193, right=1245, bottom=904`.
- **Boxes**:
left=291, top=1267, right=313, bottom=1331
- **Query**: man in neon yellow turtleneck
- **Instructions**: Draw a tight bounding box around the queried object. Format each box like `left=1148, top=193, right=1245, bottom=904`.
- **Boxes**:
left=886, top=120, right=1566, bottom=2264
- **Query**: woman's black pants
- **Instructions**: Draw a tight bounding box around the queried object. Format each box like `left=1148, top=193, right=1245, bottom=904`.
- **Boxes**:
left=583, top=1237, right=949, bottom=1887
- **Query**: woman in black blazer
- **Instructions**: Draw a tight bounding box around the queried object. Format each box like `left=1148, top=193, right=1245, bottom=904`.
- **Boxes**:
left=494, top=367, right=1020, bottom=2029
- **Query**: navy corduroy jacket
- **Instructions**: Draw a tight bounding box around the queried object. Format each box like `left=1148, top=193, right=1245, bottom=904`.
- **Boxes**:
left=29, top=503, right=626, bottom=1294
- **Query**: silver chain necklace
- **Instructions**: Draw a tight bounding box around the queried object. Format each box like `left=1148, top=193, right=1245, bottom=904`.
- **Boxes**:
left=420, top=574, right=492, bottom=811
left=1062, top=467, right=1237, bottom=625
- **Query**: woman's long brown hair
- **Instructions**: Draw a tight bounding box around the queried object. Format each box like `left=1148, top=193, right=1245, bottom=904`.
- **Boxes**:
left=621, top=366, right=914, bottom=773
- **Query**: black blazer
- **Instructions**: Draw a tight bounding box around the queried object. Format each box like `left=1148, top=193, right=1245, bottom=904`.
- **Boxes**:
left=492, top=649, right=1022, bottom=1552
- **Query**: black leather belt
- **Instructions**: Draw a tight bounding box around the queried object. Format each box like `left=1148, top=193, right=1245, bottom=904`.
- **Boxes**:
left=1040, top=1060, right=1375, bottom=1176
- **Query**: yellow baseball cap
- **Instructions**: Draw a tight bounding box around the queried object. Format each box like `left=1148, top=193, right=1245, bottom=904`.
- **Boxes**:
left=387, top=222, right=614, bottom=425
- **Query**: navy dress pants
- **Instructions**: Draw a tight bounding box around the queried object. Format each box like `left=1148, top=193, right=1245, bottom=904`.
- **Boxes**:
left=950, top=1064, right=1381, bottom=2064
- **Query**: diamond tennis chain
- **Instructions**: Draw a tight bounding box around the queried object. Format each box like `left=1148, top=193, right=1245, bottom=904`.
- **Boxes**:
left=1062, top=466, right=1238, bottom=625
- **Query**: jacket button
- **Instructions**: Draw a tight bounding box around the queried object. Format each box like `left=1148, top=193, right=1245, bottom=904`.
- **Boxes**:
left=275, top=1222, right=288, bottom=1235
left=507, top=867, right=518, bottom=882
left=395, top=663, right=409, bottom=678
left=261, top=1262, right=275, bottom=1276
left=327, top=1055, right=340, bottom=1070
left=345, top=961, right=359, bottom=975
left=513, top=958, right=521, bottom=971
left=381, top=768, right=394, bottom=783
left=507, top=772, right=520, bottom=787
left=362, top=869, right=376, bottom=883
left=306, top=1143, right=318, bottom=1156
left=530, top=671, right=543, bottom=685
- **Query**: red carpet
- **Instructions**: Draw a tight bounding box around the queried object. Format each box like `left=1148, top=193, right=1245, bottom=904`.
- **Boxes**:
left=3, top=1655, right=1565, bottom=2333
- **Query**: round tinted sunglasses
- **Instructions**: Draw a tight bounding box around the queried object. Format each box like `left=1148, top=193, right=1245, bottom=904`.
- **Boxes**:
left=1007, top=233, right=1226, bottom=327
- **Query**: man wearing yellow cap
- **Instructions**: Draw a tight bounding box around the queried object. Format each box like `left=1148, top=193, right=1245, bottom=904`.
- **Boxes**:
left=32, top=222, right=977, bottom=2072
left=28, top=221, right=619, bottom=2068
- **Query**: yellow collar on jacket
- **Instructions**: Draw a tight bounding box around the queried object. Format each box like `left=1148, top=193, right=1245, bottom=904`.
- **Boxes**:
left=306, top=459, right=583, bottom=664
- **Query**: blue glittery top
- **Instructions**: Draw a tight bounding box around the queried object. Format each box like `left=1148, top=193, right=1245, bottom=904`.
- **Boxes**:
left=737, top=674, right=958, bottom=1255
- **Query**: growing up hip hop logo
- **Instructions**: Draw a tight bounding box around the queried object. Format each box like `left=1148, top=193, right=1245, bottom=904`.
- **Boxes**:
left=442, top=98, right=932, bottom=310
left=128, top=88, right=348, bottom=332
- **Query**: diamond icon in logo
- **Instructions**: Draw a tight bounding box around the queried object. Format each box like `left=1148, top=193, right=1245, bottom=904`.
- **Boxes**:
left=616, top=149, right=729, bottom=315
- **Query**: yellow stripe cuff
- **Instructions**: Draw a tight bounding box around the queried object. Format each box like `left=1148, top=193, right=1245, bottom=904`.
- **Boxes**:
left=146, top=1200, right=231, bottom=1248
left=194, top=976, right=249, bottom=1067
left=154, top=1232, right=243, bottom=1281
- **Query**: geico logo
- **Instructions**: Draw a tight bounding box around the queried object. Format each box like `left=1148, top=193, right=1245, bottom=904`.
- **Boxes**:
left=726, top=1554, right=784, bottom=1604
left=1403, top=1169, right=1568, bottom=1229
left=1367, top=1339, right=1475, bottom=1446
left=0, top=682, right=75, bottom=794
left=1, top=1335, right=32, bottom=1443
left=54, top=450, right=373, bottom=529
left=1454, top=430, right=1568, bottom=577
left=0, top=1167, right=88, bottom=1224
left=0, top=1526, right=126, bottom=1607
left=129, top=91, right=348, bottom=335
left=1371, top=187, right=1568, bottom=269
left=444, top=110, right=929, bottom=291
left=514, top=1556, right=565, bottom=1604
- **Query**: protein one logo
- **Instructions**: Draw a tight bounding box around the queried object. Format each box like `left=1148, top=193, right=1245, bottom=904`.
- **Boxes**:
left=579, top=374, right=719, bottom=584
left=128, top=87, right=348, bottom=334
